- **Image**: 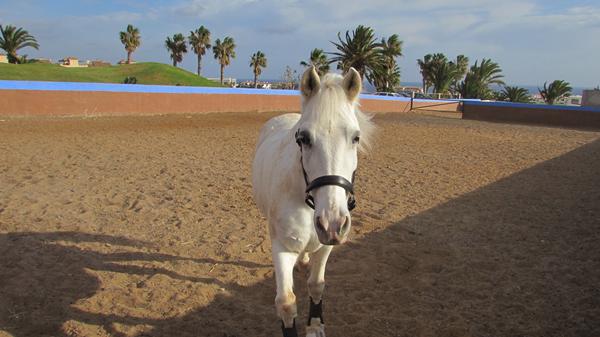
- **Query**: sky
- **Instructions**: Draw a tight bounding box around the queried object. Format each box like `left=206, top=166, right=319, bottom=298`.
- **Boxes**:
left=1, top=0, right=599, bottom=88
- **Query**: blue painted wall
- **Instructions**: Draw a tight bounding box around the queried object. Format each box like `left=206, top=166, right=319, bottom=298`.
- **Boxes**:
left=0, top=80, right=453, bottom=104
left=464, top=100, right=600, bottom=113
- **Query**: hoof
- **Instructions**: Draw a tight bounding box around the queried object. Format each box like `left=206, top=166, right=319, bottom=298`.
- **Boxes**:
left=306, top=318, right=325, bottom=337
left=281, top=319, right=298, bottom=337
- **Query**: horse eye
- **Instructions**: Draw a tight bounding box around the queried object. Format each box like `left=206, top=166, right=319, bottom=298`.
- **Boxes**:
left=353, top=136, right=360, bottom=144
left=301, top=136, right=311, bottom=146
left=296, top=131, right=311, bottom=147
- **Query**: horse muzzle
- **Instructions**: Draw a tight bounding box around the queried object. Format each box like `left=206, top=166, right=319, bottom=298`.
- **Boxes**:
left=315, top=213, right=351, bottom=245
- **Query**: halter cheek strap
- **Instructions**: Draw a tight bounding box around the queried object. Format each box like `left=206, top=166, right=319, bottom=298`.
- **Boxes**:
left=296, top=130, right=357, bottom=211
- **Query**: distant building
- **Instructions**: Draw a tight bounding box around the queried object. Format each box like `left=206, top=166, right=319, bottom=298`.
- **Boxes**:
left=208, top=77, right=237, bottom=87
left=238, top=80, right=272, bottom=89
left=582, top=89, right=600, bottom=107
left=0, top=54, right=8, bottom=63
left=533, top=94, right=583, bottom=106
left=397, top=86, right=423, bottom=94
left=59, top=57, right=87, bottom=68
left=557, top=95, right=582, bottom=106
left=88, top=60, right=111, bottom=67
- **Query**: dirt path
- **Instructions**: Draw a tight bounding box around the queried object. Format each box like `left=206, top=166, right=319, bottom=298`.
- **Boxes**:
left=1, top=112, right=599, bottom=337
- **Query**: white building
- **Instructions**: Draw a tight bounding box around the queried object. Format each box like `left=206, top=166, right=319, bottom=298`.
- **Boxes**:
left=582, top=89, right=600, bottom=107
left=208, top=77, right=237, bottom=87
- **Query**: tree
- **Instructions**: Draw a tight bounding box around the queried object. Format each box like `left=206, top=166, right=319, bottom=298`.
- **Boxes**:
left=380, top=35, right=403, bottom=70
left=453, top=55, right=469, bottom=82
left=417, top=53, right=461, bottom=94
left=458, top=58, right=504, bottom=99
left=417, top=54, right=434, bottom=93
left=428, top=54, right=457, bottom=94
left=0, top=25, right=39, bottom=64
left=539, top=80, right=572, bottom=105
left=123, top=76, right=137, bottom=84
left=188, top=26, right=211, bottom=76
left=282, top=66, right=297, bottom=89
left=300, top=48, right=329, bottom=76
left=498, top=86, right=531, bottom=103
left=119, top=24, right=140, bottom=64
left=165, top=33, right=187, bottom=67
left=418, top=54, right=469, bottom=94
left=368, top=62, right=401, bottom=92
left=330, top=25, right=383, bottom=80
left=371, top=34, right=403, bottom=92
left=250, top=50, right=267, bottom=88
left=213, top=36, right=236, bottom=85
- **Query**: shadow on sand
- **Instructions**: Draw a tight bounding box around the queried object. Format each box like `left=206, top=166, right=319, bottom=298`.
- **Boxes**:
left=1, top=140, right=599, bottom=337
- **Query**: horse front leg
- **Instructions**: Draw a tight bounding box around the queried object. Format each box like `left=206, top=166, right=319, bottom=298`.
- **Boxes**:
left=306, top=245, right=332, bottom=337
left=272, top=241, right=300, bottom=337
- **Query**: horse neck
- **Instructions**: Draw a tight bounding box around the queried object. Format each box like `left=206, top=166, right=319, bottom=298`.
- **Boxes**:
left=284, top=121, right=308, bottom=200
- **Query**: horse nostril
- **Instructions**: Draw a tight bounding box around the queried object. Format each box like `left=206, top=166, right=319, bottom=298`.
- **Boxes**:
left=316, top=216, right=326, bottom=233
left=340, top=216, right=350, bottom=234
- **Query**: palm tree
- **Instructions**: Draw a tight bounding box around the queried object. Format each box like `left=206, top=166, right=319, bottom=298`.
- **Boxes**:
left=418, top=54, right=469, bottom=94
left=368, top=62, right=401, bottom=92
left=250, top=51, right=267, bottom=88
left=539, top=80, right=572, bottom=105
left=454, top=55, right=469, bottom=81
left=329, top=25, right=383, bottom=80
left=458, top=58, right=504, bottom=99
left=165, top=33, right=187, bottom=67
left=0, top=25, right=39, bottom=64
left=375, top=34, right=403, bottom=91
left=417, top=54, right=434, bottom=93
left=498, top=86, right=531, bottom=103
left=422, top=54, right=454, bottom=94
left=188, top=26, right=211, bottom=76
left=119, top=24, right=141, bottom=64
left=380, top=35, right=403, bottom=70
left=474, top=59, right=504, bottom=85
left=300, top=48, right=329, bottom=76
left=431, top=61, right=461, bottom=94
left=213, top=36, right=236, bottom=85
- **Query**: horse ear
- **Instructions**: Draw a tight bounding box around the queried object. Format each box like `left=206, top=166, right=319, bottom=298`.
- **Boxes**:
left=342, top=67, right=362, bottom=102
left=300, top=66, right=321, bottom=98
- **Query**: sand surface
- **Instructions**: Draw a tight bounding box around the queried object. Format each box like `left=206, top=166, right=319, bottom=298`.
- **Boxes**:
left=1, top=112, right=599, bottom=337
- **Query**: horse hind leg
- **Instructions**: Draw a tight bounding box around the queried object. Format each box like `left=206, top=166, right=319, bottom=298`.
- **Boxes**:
left=305, top=246, right=332, bottom=337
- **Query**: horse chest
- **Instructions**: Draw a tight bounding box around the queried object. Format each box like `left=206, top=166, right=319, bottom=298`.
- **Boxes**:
left=275, top=217, right=322, bottom=254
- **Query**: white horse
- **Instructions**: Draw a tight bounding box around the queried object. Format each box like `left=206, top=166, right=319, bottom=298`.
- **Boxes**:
left=252, top=66, right=374, bottom=337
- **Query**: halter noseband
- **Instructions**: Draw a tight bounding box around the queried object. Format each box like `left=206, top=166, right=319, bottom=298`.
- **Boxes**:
left=295, top=130, right=357, bottom=211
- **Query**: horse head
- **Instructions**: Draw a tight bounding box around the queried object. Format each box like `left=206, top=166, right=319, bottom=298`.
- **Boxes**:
left=296, top=66, right=372, bottom=245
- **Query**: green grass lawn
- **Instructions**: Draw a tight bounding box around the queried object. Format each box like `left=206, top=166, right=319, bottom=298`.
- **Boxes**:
left=0, top=62, right=221, bottom=87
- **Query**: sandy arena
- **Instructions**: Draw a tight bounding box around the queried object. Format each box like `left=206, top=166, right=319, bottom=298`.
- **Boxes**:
left=1, top=111, right=599, bottom=337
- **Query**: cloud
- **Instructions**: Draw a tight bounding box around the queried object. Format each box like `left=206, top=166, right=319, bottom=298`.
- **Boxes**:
left=123, top=0, right=600, bottom=87
left=1, top=0, right=599, bottom=86
left=171, top=0, right=259, bottom=17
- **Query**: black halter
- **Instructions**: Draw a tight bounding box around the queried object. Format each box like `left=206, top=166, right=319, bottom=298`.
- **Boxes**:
left=295, top=130, right=357, bottom=211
